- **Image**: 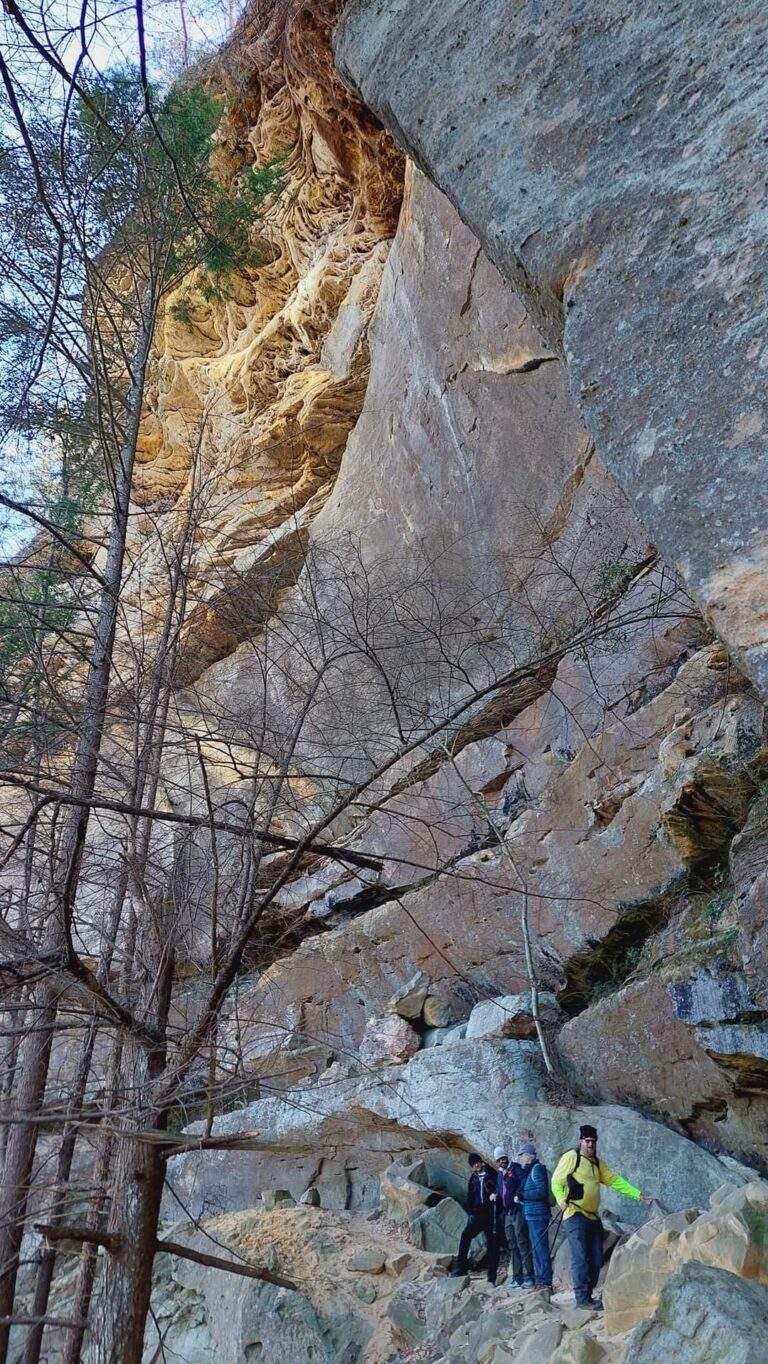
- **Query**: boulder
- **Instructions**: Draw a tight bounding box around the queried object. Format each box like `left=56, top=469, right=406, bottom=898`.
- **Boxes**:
left=466, top=992, right=561, bottom=1041
left=385, top=1252, right=412, bottom=1276
left=410, top=1197, right=468, bottom=1255
left=261, top=1189, right=296, bottom=1210
left=142, top=1300, right=213, bottom=1364
left=359, top=1014, right=420, bottom=1065
left=551, top=1333, right=607, bottom=1364
left=602, top=1207, right=702, bottom=1334
left=352, top=1280, right=377, bottom=1304
left=604, top=1181, right=768, bottom=1332
left=556, top=966, right=768, bottom=1168
left=418, top=1149, right=476, bottom=1205
left=170, top=1249, right=327, bottom=1364
left=677, top=1179, right=768, bottom=1280
left=386, top=1285, right=427, bottom=1345
left=348, top=1247, right=386, bottom=1274
left=424, top=1275, right=483, bottom=1343
left=423, top=1023, right=467, bottom=1048
left=423, top=994, right=466, bottom=1028
left=463, top=1307, right=526, bottom=1360
left=624, top=1261, right=768, bottom=1363
left=386, top=970, right=430, bottom=1020
left=379, top=1159, right=435, bottom=1220
left=513, top=1319, right=565, bottom=1364
left=299, top=1187, right=321, bottom=1207
left=559, top=1308, right=599, bottom=1331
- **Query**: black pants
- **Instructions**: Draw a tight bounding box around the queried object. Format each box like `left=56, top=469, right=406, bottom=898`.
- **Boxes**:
left=456, top=1213, right=499, bottom=1282
left=566, top=1211, right=603, bottom=1303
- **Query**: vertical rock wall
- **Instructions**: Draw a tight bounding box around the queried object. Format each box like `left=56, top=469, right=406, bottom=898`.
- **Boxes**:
left=124, top=1, right=768, bottom=1177
left=336, top=0, right=768, bottom=695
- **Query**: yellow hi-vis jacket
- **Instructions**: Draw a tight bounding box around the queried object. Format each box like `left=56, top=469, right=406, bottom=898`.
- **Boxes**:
left=551, top=1150, right=642, bottom=1221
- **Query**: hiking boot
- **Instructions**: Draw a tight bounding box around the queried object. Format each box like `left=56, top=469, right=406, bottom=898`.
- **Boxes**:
left=586, top=1297, right=604, bottom=1312
left=449, top=1267, right=467, bottom=1278
left=506, top=1279, right=524, bottom=1290
left=521, top=1278, right=535, bottom=1289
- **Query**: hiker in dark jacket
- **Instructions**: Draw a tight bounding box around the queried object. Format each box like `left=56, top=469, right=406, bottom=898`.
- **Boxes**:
left=518, top=1142, right=553, bottom=1290
left=493, top=1146, right=534, bottom=1289
left=451, top=1153, right=499, bottom=1283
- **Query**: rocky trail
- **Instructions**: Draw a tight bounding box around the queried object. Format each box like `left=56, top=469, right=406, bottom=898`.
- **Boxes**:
left=140, top=1159, right=768, bottom=1362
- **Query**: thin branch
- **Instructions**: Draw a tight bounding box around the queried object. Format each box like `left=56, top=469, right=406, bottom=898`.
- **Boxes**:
left=159, top=1132, right=261, bottom=1158
left=33, top=1223, right=121, bottom=1253
left=0, top=1316, right=84, bottom=1330
left=0, top=495, right=111, bottom=594
left=0, top=775, right=383, bottom=872
left=156, top=1239, right=296, bottom=1291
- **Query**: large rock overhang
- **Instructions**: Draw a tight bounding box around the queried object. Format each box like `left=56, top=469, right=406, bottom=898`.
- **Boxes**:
left=336, top=0, right=768, bottom=694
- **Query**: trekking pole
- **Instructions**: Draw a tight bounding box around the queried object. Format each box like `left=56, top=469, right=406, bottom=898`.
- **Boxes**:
left=549, top=1207, right=566, bottom=1260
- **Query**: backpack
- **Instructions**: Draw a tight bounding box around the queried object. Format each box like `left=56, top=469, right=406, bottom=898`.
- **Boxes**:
left=566, top=1149, right=586, bottom=1202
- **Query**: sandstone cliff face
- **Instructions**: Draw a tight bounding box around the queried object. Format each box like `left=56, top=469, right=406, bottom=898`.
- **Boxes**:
left=121, top=0, right=768, bottom=1179
left=12, top=3, right=768, bottom=1358
left=336, top=0, right=768, bottom=697
left=126, top=0, right=403, bottom=685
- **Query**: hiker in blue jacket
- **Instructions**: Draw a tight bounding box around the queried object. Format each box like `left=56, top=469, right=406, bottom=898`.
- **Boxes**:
left=493, top=1146, right=534, bottom=1289
left=518, top=1142, right=553, bottom=1291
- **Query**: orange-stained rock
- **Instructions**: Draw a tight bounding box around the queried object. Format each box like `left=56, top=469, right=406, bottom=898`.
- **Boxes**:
left=121, top=0, right=404, bottom=684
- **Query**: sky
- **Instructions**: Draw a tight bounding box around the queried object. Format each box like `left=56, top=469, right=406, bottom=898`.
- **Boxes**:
left=17, top=0, right=236, bottom=83
left=0, top=0, right=242, bottom=559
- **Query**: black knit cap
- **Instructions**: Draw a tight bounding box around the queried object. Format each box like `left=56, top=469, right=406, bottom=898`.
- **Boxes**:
left=579, top=1124, right=598, bottom=1141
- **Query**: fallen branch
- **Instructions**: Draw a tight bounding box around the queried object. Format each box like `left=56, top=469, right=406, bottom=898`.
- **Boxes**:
left=34, top=1223, right=122, bottom=1253
left=157, top=1238, right=296, bottom=1290
left=159, top=1132, right=261, bottom=1158
left=0, top=1316, right=84, bottom=1329
left=33, top=1223, right=297, bottom=1291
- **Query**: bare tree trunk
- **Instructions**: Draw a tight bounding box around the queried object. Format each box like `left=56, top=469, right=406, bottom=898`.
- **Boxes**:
left=22, top=1018, right=99, bottom=1364
left=88, top=929, right=174, bottom=1364
left=87, top=1092, right=166, bottom=1364
left=0, top=989, right=56, bottom=1359
left=178, top=0, right=190, bottom=65
left=0, top=315, right=153, bottom=1364
left=0, top=782, right=38, bottom=1170
left=63, top=1037, right=123, bottom=1364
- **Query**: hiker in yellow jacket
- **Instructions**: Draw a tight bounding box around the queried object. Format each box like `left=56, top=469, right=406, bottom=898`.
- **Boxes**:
left=551, top=1123, right=652, bottom=1310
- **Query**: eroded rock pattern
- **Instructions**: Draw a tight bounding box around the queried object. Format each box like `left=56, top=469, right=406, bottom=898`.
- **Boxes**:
left=127, top=0, right=403, bottom=684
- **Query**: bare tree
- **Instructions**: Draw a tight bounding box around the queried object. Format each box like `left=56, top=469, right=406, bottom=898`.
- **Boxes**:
left=0, top=8, right=703, bottom=1364
left=0, top=9, right=285, bottom=1357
